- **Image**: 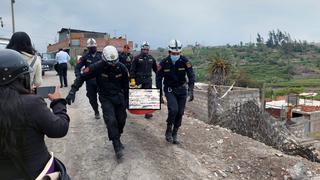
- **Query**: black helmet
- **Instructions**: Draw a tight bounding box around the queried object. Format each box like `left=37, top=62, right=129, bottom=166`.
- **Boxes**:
left=0, top=49, right=31, bottom=86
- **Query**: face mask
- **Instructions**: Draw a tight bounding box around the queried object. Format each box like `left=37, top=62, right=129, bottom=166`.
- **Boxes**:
left=88, top=47, right=97, bottom=54
left=170, top=55, right=180, bottom=63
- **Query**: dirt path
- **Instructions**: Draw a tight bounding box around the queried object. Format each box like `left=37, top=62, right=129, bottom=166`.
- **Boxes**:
left=43, top=70, right=320, bottom=180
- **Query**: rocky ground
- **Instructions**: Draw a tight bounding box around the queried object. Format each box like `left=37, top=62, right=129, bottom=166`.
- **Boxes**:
left=43, top=70, right=320, bottom=180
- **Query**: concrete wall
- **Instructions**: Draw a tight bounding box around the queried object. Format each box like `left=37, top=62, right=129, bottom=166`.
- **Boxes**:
left=310, top=112, right=320, bottom=132
left=186, top=88, right=209, bottom=122
left=219, top=86, right=260, bottom=111
left=186, top=83, right=260, bottom=123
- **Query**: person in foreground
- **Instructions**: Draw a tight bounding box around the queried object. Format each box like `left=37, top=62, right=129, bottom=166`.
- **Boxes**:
left=66, top=45, right=129, bottom=160
left=156, top=39, right=195, bottom=144
left=0, top=49, right=70, bottom=179
left=6, top=31, right=42, bottom=88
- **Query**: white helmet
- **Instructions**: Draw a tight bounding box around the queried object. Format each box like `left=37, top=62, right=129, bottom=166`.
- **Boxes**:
left=87, top=38, right=97, bottom=47
left=102, top=45, right=119, bottom=64
left=168, top=39, right=182, bottom=53
left=141, top=41, right=150, bottom=50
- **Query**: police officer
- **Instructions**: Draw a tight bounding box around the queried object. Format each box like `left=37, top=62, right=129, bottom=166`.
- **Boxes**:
left=130, top=41, right=157, bottom=119
left=156, top=39, right=195, bottom=144
left=119, top=44, right=133, bottom=72
left=75, top=38, right=102, bottom=119
left=66, top=45, right=129, bottom=160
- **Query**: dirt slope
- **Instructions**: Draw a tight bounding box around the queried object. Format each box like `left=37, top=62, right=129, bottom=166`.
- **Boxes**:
left=42, top=71, right=320, bottom=180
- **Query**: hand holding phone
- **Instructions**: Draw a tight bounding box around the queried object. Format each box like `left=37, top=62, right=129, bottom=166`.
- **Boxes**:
left=35, top=86, right=57, bottom=99
left=48, top=86, right=61, bottom=101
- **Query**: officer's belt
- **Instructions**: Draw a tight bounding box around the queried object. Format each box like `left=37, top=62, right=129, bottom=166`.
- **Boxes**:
left=137, top=75, right=151, bottom=79
left=166, top=83, right=187, bottom=92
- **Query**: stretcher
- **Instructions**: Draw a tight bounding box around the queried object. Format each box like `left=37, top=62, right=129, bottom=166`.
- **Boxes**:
left=128, top=86, right=160, bottom=115
left=128, top=109, right=156, bottom=115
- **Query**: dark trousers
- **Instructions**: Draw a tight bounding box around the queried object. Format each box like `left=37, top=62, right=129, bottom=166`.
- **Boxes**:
left=86, top=80, right=99, bottom=113
left=58, top=63, right=68, bottom=86
left=164, top=86, right=187, bottom=129
left=54, top=63, right=59, bottom=75
left=137, top=77, right=152, bottom=88
left=99, top=95, right=127, bottom=141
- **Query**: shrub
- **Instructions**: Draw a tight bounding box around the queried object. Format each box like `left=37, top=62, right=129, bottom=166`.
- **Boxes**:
left=69, top=57, right=77, bottom=67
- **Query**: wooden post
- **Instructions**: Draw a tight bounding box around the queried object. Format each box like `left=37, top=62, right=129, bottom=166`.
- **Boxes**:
left=261, top=83, right=266, bottom=112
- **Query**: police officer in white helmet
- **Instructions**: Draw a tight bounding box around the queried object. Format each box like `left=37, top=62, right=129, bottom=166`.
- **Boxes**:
left=67, top=45, right=129, bottom=160
left=156, top=39, right=195, bottom=144
left=130, top=41, right=157, bottom=119
left=74, top=38, right=102, bottom=119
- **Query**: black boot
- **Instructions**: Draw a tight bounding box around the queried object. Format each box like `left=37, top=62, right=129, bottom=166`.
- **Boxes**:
left=94, top=111, right=101, bottom=119
left=112, top=139, right=123, bottom=159
left=172, top=128, right=179, bottom=144
left=145, top=113, right=153, bottom=119
left=165, top=124, right=173, bottom=143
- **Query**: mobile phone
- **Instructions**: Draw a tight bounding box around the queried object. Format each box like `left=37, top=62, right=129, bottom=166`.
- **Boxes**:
left=35, top=86, right=56, bottom=98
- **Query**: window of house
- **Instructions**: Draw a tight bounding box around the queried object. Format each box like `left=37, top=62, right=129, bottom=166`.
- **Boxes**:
left=71, top=39, right=80, bottom=46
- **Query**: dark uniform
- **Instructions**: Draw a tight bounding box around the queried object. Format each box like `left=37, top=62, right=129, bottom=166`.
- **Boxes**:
left=119, top=51, right=133, bottom=72
left=68, top=60, right=129, bottom=159
left=156, top=55, right=195, bottom=143
left=130, top=53, right=157, bottom=88
left=74, top=52, right=102, bottom=116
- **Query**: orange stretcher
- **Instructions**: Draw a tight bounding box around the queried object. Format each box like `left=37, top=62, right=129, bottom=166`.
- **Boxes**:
left=128, top=109, right=157, bottom=115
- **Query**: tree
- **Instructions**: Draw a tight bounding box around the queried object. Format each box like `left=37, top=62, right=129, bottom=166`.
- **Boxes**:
left=208, top=52, right=231, bottom=85
left=266, top=31, right=274, bottom=48
left=256, top=33, right=264, bottom=44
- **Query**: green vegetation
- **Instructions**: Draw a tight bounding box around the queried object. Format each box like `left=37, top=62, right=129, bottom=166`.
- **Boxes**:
left=175, top=29, right=320, bottom=96
left=69, top=57, right=77, bottom=67
left=265, top=87, right=305, bottom=98
left=151, top=30, right=320, bottom=98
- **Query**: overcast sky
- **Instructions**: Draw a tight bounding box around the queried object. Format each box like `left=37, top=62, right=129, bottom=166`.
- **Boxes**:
left=0, top=0, right=320, bottom=52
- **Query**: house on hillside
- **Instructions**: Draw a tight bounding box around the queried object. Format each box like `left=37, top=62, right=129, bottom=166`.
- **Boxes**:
left=47, top=28, right=133, bottom=57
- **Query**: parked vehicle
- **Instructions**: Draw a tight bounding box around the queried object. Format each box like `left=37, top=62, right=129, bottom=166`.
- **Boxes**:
left=41, top=53, right=57, bottom=76
left=0, top=38, right=9, bottom=49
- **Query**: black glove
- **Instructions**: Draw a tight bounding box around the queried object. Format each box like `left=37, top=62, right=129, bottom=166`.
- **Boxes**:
left=160, top=96, right=164, bottom=104
left=66, top=91, right=76, bottom=105
left=188, top=90, right=194, bottom=102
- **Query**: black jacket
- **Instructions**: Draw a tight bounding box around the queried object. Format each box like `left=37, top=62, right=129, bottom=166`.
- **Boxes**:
left=156, top=55, right=195, bottom=95
left=118, top=52, right=133, bottom=73
left=71, top=60, right=129, bottom=102
left=0, top=95, right=70, bottom=179
left=130, top=53, right=157, bottom=84
left=74, top=51, right=102, bottom=78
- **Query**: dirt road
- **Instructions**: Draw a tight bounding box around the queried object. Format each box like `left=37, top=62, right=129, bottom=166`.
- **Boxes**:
left=43, top=71, right=320, bottom=180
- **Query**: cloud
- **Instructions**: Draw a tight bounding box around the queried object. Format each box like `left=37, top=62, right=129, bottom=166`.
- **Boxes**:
left=1, top=0, right=320, bottom=52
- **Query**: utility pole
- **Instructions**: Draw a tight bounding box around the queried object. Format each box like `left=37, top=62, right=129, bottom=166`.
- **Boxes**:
left=0, top=17, right=3, bottom=28
left=11, top=0, right=15, bottom=33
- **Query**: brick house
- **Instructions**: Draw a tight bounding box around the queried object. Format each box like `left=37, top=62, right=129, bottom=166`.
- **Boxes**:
left=47, top=28, right=133, bottom=58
